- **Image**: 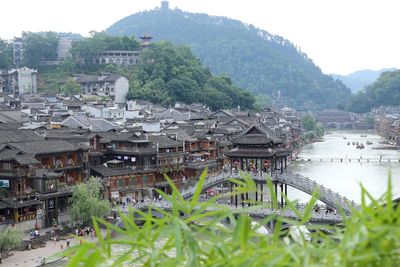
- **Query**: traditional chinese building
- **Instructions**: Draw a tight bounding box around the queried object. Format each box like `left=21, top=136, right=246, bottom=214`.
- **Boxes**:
left=0, top=138, right=89, bottom=228
left=224, top=124, right=291, bottom=176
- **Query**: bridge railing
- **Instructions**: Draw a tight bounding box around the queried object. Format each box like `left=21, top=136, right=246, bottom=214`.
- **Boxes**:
left=179, top=170, right=359, bottom=214
left=133, top=198, right=344, bottom=224
left=275, top=172, right=359, bottom=213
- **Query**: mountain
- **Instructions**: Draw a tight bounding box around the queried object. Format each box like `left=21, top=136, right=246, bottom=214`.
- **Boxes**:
left=106, top=6, right=351, bottom=110
left=346, top=70, right=400, bottom=113
left=331, top=68, right=397, bottom=93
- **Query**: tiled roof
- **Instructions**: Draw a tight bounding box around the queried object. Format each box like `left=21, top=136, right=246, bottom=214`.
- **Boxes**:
left=101, top=74, right=123, bottom=82
left=99, top=132, right=146, bottom=142
left=61, top=115, right=120, bottom=132
left=0, top=123, right=22, bottom=130
left=90, top=166, right=136, bottom=177
left=147, top=135, right=182, bottom=148
left=163, top=130, right=197, bottom=142
left=231, top=124, right=282, bottom=145
left=15, top=154, right=40, bottom=165
left=9, top=140, right=85, bottom=155
left=0, top=130, right=44, bottom=144
left=0, top=147, right=19, bottom=160
left=75, top=75, right=98, bottom=83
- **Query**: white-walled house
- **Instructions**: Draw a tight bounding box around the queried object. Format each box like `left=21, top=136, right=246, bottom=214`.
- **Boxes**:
left=82, top=103, right=125, bottom=119
left=0, top=67, right=37, bottom=96
left=126, top=99, right=154, bottom=111
left=67, top=74, right=129, bottom=104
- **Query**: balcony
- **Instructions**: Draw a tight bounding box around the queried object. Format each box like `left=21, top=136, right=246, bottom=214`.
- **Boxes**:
left=185, top=160, right=219, bottom=170
left=132, top=164, right=158, bottom=172
left=0, top=169, right=30, bottom=177
left=8, top=189, right=37, bottom=199
left=158, top=151, right=185, bottom=157
left=53, top=162, right=83, bottom=171
left=109, top=147, right=157, bottom=155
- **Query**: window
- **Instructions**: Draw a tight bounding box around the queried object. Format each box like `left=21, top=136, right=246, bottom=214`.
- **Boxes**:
left=118, top=179, right=123, bottom=189
left=2, top=163, right=12, bottom=170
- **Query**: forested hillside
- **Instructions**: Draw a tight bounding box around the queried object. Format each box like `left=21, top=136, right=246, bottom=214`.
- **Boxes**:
left=331, top=68, right=396, bottom=93
left=346, top=70, right=400, bottom=113
left=107, top=7, right=351, bottom=110
left=125, top=41, right=255, bottom=110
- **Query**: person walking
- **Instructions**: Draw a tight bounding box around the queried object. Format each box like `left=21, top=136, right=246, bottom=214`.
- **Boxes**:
left=66, top=237, right=71, bottom=247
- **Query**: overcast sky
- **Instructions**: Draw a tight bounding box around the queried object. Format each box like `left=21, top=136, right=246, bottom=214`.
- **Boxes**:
left=1, top=0, right=399, bottom=75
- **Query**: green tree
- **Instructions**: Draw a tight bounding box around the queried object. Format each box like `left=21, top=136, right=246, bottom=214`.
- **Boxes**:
left=302, top=114, right=316, bottom=132
left=61, top=78, right=81, bottom=96
left=23, top=31, right=59, bottom=68
left=302, top=115, right=324, bottom=141
left=0, top=226, right=22, bottom=264
left=0, top=39, right=12, bottom=69
left=253, top=93, right=272, bottom=110
left=347, top=70, right=400, bottom=113
left=126, top=41, right=253, bottom=110
left=69, top=177, right=111, bottom=226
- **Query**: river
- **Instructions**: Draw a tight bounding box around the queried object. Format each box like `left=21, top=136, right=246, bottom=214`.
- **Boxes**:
left=288, top=131, right=400, bottom=204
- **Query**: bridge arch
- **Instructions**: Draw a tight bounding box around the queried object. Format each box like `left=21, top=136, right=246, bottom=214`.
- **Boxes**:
left=343, top=123, right=354, bottom=129
left=327, top=122, right=340, bottom=129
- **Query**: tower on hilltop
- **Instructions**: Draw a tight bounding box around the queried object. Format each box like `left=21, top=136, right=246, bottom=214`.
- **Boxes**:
left=140, top=35, right=153, bottom=49
left=161, top=1, right=169, bottom=11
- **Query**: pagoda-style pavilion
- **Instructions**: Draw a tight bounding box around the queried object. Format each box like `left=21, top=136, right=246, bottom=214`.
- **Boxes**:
left=224, top=124, right=291, bottom=206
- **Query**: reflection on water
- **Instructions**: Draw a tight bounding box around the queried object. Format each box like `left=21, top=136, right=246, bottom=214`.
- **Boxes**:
left=288, top=131, right=400, bottom=203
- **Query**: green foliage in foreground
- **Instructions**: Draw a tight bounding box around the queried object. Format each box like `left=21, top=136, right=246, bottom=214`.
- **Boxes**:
left=0, top=226, right=22, bottom=262
left=69, top=177, right=111, bottom=227
left=65, top=170, right=400, bottom=266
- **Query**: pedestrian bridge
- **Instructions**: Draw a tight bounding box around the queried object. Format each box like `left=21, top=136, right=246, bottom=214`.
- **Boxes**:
left=133, top=200, right=345, bottom=225
left=180, top=171, right=360, bottom=214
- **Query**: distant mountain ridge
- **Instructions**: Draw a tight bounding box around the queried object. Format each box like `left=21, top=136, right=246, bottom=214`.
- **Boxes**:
left=106, top=6, right=351, bottom=110
left=331, top=68, right=397, bottom=93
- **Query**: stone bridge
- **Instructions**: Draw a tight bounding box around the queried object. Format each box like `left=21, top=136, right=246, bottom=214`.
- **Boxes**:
left=314, top=110, right=358, bottom=130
